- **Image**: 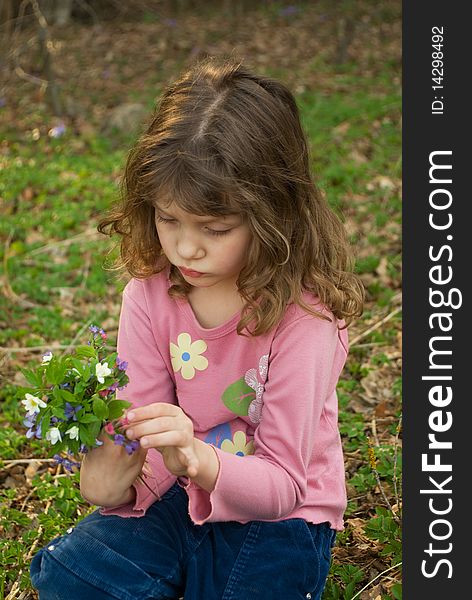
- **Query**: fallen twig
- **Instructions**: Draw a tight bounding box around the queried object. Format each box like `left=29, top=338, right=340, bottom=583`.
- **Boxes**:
left=27, top=228, right=101, bottom=256
left=350, top=562, right=402, bottom=600
left=350, top=342, right=388, bottom=349
left=0, top=343, right=116, bottom=354
left=393, top=415, right=402, bottom=509
left=350, top=306, right=402, bottom=346
left=1, top=458, right=57, bottom=468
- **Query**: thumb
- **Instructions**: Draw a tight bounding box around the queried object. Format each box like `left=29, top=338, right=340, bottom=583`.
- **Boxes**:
left=186, top=453, right=199, bottom=478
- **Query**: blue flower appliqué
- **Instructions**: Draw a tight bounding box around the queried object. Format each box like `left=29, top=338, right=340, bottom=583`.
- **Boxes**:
left=205, top=422, right=232, bottom=448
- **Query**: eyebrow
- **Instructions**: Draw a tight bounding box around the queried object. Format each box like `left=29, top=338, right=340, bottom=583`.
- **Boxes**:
left=155, top=207, right=239, bottom=223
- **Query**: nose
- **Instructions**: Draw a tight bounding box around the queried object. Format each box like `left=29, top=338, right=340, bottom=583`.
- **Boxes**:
left=176, top=230, right=205, bottom=261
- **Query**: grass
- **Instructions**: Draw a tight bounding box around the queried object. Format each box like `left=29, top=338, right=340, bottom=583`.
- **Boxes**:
left=0, top=2, right=401, bottom=598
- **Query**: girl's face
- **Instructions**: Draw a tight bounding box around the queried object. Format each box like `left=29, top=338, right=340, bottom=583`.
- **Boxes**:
left=154, top=202, right=252, bottom=295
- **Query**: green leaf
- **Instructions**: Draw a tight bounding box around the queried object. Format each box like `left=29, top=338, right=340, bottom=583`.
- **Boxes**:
left=20, top=368, right=42, bottom=387
left=83, top=364, right=91, bottom=381
left=89, top=420, right=102, bottom=440
left=40, top=414, right=51, bottom=438
left=73, top=381, right=87, bottom=395
left=59, top=389, right=76, bottom=403
left=75, top=345, right=97, bottom=359
left=392, top=583, right=402, bottom=599
left=52, top=405, right=66, bottom=419
left=79, top=414, right=101, bottom=424
left=344, top=581, right=356, bottom=599
left=71, top=358, right=84, bottom=374
left=92, top=396, right=109, bottom=420
left=51, top=387, right=61, bottom=402
left=104, top=352, right=118, bottom=366
left=46, top=363, right=61, bottom=385
left=79, top=424, right=96, bottom=448
left=107, top=399, right=132, bottom=420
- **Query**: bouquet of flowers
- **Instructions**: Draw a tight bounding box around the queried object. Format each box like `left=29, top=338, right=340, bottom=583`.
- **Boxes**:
left=17, top=325, right=139, bottom=472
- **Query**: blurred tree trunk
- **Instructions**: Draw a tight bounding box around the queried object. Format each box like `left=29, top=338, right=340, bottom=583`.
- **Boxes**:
left=222, top=0, right=244, bottom=20
left=33, top=0, right=63, bottom=115
left=0, top=0, right=14, bottom=76
left=54, top=0, right=73, bottom=25
left=0, top=0, right=14, bottom=34
left=39, top=0, right=73, bottom=26
left=334, top=0, right=358, bottom=65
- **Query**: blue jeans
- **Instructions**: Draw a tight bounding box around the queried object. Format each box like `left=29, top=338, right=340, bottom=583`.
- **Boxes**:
left=30, top=481, right=336, bottom=599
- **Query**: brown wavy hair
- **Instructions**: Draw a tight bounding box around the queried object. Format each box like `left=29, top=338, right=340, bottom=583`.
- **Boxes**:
left=98, top=55, right=364, bottom=337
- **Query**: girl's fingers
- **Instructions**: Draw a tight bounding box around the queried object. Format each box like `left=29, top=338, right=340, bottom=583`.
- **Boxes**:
left=126, top=403, right=179, bottom=422
left=125, top=417, right=176, bottom=440
left=136, top=430, right=189, bottom=449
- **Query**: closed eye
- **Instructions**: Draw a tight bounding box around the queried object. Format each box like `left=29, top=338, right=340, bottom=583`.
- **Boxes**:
left=155, top=214, right=231, bottom=237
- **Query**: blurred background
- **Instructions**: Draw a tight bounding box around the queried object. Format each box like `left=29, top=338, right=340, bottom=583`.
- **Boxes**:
left=0, top=1, right=402, bottom=598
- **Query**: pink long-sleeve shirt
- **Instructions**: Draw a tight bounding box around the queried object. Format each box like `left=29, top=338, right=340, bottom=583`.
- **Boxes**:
left=99, top=267, right=349, bottom=530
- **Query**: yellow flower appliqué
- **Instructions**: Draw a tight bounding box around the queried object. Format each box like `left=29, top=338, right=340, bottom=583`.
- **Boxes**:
left=221, top=431, right=255, bottom=456
left=170, top=332, right=208, bottom=380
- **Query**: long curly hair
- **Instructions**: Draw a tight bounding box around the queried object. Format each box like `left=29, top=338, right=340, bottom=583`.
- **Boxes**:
left=98, top=55, right=364, bottom=337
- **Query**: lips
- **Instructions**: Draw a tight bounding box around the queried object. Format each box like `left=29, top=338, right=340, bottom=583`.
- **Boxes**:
left=179, top=266, right=204, bottom=276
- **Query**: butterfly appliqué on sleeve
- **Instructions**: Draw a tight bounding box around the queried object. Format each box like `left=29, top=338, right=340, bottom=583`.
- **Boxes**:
left=244, top=354, right=268, bottom=424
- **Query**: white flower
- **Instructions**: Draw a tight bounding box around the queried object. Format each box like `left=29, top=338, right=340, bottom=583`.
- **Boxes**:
left=46, top=427, right=62, bottom=445
left=21, top=393, right=47, bottom=416
left=65, top=425, right=79, bottom=440
left=95, top=362, right=112, bottom=384
left=41, top=351, right=53, bottom=364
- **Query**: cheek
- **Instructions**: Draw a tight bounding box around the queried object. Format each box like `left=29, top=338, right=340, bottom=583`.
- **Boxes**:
left=224, top=235, right=251, bottom=266
left=156, top=226, right=170, bottom=247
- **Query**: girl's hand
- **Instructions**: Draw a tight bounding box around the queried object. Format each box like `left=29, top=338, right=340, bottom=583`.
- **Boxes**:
left=125, top=403, right=200, bottom=478
left=80, top=429, right=148, bottom=507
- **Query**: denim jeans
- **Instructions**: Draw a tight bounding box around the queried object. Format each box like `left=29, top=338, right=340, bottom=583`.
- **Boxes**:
left=30, top=481, right=336, bottom=600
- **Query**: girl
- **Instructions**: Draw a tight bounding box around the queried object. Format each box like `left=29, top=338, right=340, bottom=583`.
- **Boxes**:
left=30, top=56, right=364, bottom=600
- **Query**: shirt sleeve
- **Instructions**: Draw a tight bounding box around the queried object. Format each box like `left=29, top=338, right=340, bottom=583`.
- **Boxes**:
left=98, top=278, right=178, bottom=517
left=178, top=312, right=348, bottom=525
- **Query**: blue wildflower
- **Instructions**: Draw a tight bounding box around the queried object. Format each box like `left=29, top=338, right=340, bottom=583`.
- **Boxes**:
left=64, top=402, right=82, bottom=421
left=116, top=357, right=128, bottom=371
left=106, top=381, right=119, bottom=394
left=23, top=415, right=36, bottom=427
left=54, top=454, right=80, bottom=472
left=113, top=433, right=125, bottom=446
left=48, top=122, right=66, bottom=138
left=25, top=426, right=36, bottom=439
left=125, top=440, right=140, bottom=455
left=62, top=458, right=80, bottom=472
